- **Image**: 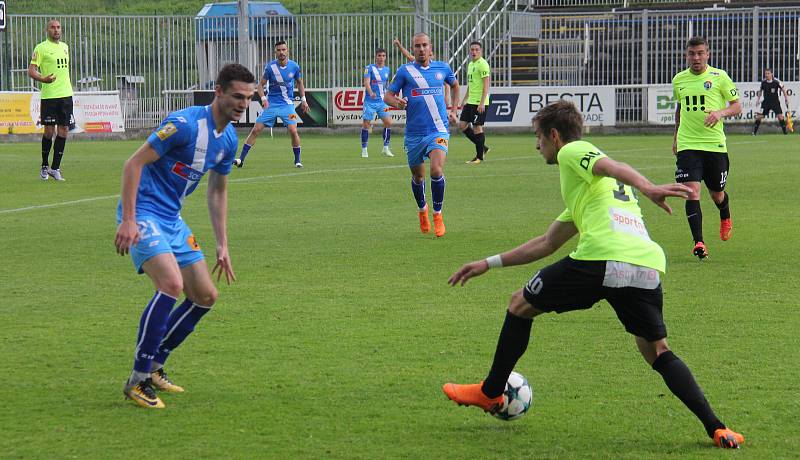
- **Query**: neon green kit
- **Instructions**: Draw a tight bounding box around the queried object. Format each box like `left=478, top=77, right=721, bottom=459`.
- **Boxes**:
left=466, top=58, right=490, bottom=106
left=672, top=65, right=738, bottom=153
left=555, top=140, right=666, bottom=273
left=31, top=40, right=73, bottom=99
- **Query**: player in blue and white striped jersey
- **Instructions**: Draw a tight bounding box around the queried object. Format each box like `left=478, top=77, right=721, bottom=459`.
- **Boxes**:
left=361, top=48, right=394, bottom=158
left=236, top=40, right=310, bottom=168
left=114, top=64, right=256, bottom=409
left=385, top=32, right=459, bottom=237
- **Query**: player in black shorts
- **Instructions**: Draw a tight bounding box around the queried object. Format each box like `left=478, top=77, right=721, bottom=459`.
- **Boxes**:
left=459, top=42, right=491, bottom=164
left=753, top=69, right=790, bottom=135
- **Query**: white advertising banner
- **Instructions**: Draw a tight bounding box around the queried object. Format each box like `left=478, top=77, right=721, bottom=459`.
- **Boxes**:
left=0, top=91, right=124, bottom=134
left=330, top=86, right=616, bottom=127
left=648, top=81, right=800, bottom=125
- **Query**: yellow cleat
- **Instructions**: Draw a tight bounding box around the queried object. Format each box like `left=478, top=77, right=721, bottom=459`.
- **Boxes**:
left=124, top=378, right=165, bottom=409
left=151, top=368, right=185, bottom=393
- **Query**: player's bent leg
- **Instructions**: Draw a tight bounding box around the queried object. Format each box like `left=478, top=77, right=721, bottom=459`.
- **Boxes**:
left=710, top=190, right=732, bottom=241
left=429, top=150, right=446, bottom=237
left=245, top=123, right=265, bottom=147
left=288, top=125, right=303, bottom=167
left=361, top=120, right=371, bottom=157
left=380, top=117, right=394, bottom=157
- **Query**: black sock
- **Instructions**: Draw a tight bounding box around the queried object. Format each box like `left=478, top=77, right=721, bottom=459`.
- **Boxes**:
left=52, top=136, right=67, bottom=170
left=753, top=119, right=761, bottom=134
left=714, top=192, right=730, bottom=220
left=475, top=133, right=486, bottom=159
left=482, top=310, right=533, bottom=398
left=652, top=351, right=725, bottom=438
left=780, top=118, right=787, bottom=134
left=685, top=200, right=703, bottom=243
left=41, top=136, right=53, bottom=167
left=462, top=127, right=479, bottom=145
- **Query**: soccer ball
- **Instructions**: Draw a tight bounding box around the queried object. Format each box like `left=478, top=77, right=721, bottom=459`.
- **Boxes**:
left=493, top=371, right=533, bottom=421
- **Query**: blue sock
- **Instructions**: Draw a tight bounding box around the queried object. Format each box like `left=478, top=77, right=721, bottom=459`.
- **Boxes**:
left=361, top=129, right=369, bottom=148
left=431, top=175, right=445, bottom=213
left=239, top=143, right=252, bottom=162
left=383, top=128, right=391, bottom=146
left=293, top=146, right=301, bottom=164
left=411, top=177, right=426, bottom=210
left=133, top=291, right=177, bottom=373
left=153, top=299, right=211, bottom=367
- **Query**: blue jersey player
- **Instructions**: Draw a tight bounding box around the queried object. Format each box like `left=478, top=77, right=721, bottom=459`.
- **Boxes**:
left=361, top=48, right=394, bottom=158
left=237, top=40, right=309, bottom=169
left=385, top=32, right=459, bottom=237
left=114, top=64, right=256, bottom=409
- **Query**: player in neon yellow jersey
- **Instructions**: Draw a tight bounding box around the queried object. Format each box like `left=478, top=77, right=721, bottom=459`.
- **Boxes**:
left=459, top=41, right=491, bottom=164
left=442, top=100, right=744, bottom=449
left=28, top=20, right=74, bottom=182
left=672, top=37, right=741, bottom=259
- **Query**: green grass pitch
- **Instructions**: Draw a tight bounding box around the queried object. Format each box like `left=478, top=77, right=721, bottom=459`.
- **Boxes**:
left=1, top=131, right=797, bottom=458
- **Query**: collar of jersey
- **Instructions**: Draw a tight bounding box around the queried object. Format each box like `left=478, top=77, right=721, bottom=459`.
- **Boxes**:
left=205, top=105, right=226, bottom=138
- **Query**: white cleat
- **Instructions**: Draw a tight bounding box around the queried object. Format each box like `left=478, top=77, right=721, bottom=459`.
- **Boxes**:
left=40, top=166, right=49, bottom=181
left=361, top=148, right=369, bottom=158
left=382, top=147, right=394, bottom=157
left=48, top=168, right=65, bottom=181
left=294, top=162, right=303, bottom=168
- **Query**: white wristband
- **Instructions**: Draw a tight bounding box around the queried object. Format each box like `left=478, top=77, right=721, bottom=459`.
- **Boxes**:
left=260, top=96, right=267, bottom=102
left=486, top=255, right=503, bottom=269
left=300, top=96, right=307, bottom=102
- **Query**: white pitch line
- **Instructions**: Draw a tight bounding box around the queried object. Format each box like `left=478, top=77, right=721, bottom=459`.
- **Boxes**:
left=0, top=194, right=121, bottom=215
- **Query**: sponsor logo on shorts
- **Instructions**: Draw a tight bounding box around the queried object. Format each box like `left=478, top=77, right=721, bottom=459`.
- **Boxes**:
left=288, top=114, right=297, bottom=120
left=188, top=234, right=201, bottom=250
left=149, top=240, right=160, bottom=247
left=435, top=137, right=448, bottom=147
left=155, top=122, right=177, bottom=140
left=171, top=161, right=204, bottom=181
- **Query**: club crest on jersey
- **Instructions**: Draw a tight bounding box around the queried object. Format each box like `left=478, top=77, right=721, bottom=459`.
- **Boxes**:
left=171, top=161, right=203, bottom=181
left=156, top=122, right=178, bottom=140
left=704, top=81, right=713, bottom=90
left=215, top=150, right=225, bottom=164
left=410, top=87, right=443, bottom=97
left=288, top=73, right=294, bottom=79
left=435, top=72, right=444, bottom=80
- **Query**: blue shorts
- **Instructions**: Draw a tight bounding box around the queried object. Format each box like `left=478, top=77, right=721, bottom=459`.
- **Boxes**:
left=404, top=132, right=449, bottom=167
left=118, top=214, right=205, bottom=274
left=362, top=100, right=391, bottom=121
left=256, top=104, right=299, bottom=127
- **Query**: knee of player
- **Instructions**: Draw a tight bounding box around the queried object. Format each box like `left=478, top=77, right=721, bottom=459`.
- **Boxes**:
left=508, top=290, right=539, bottom=319
left=195, top=287, right=218, bottom=307
left=158, top=279, right=184, bottom=298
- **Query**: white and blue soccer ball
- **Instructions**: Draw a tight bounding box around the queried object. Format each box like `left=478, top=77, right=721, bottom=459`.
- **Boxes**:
left=493, top=371, right=533, bottom=421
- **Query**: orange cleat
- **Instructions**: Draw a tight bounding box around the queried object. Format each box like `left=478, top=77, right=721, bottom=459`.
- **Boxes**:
left=433, top=212, right=446, bottom=237
left=720, top=218, right=733, bottom=241
left=713, top=428, right=744, bottom=449
left=693, top=241, right=708, bottom=260
left=418, top=207, right=431, bottom=233
left=442, top=382, right=504, bottom=414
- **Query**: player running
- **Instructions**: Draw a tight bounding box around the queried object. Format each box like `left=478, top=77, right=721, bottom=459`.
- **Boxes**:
left=235, top=40, right=309, bottom=168
left=443, top=100, right=745, bottom=449
left=384, top=33, right=459, bottom=238
left=361, top=48, right=394, bottom=158
left=752, top=69, right=790, bottom=135
left=672, top=37, right=741, bottom=259
left=114, top=64, right=255, bottom=409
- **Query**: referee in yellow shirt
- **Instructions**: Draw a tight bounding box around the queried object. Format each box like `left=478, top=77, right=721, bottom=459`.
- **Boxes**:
left=458, top=42, right=491, bottom=164
left=28, top=19, right=73, bottom=181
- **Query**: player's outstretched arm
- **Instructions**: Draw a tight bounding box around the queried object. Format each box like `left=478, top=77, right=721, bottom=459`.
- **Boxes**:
left=115, top=143, right=160, bottom=256
left=448, top=220, right=577, bottom=286
left=207, top=170, right=236, bottom=284
left=592, top=157, right=691, bottom=215
left=393, top=38, right=414, bottom=61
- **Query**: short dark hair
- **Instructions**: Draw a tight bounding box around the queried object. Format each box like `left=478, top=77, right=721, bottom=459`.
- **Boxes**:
left=686, top=37, right=708, bottom=49
left=765, top=68, right=773, bottom=73
left=216, top=63, right=255, bottom=91
left=376, top=48, right=387, bottom=55
left=532, top=100, right=583, bottom=143
left=469, top=41, right=482, bottom=48
left=274, top=40, right=287, bottom=48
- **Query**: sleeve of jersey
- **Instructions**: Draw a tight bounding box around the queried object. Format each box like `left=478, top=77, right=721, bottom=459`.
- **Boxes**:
left=556, top=208, right=573, bottom=223
left=479, top=61, right=491, bottom=79
left=30, top=45, right=41, bottom=66
left=294, top=63, right=303, bottom=80
left=444, top=66, right=457, bottom=85
left=720, top=73, right=739, bottom=102
left=558, top=147, right=607, bottom=183
left=388, top=68, right=405, bottom=94
left=147, top=116, right=191, bottom=158
left=363, top=66, right=370, bottom=78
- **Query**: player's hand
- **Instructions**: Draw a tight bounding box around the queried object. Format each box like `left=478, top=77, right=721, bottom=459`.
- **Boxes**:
left=703, top=110, right=723, bottom=127
left=448, top=260, right=490, bottom=286
left=212, top=245, right=236, bottom=285
left=42, top=74, right=56, bottom=83
left=233, top=158, right=244, bottom=168
left=477, top=104, right=485, bottom=114
left=393, top=38, right=401, bottom=47
left=300, top=101, right=310, bottom=113
left=396, top=97, right=408, bottom=110
left=262, top=100, right=269, bottom=109
left=114, top=220, right=140, bottom=256
left=640, top=183, right=692, bottom=215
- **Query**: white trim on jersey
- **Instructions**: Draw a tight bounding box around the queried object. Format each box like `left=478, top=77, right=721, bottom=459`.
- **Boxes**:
left=179, top=117, right=209, bottom=203
left=404, top=64, right=446, bottom=133
left=271, top=63, right=294, bottom=105
left=371, top=66, right=386, bottom=99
